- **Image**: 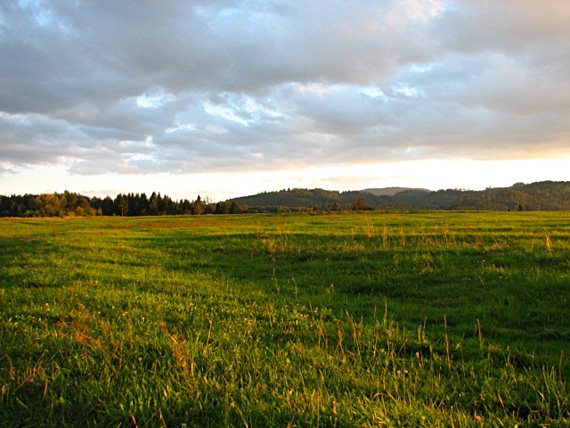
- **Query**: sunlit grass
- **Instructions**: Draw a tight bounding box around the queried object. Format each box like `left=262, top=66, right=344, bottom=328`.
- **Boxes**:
left=1, top=211, right=569, bottom=427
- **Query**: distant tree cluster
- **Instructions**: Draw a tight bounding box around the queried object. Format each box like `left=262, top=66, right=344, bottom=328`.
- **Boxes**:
left=0, top=191, right=99, bottom=217
left=455, top=181, right=570, bottom=211
left=229, top=181, right=570, bottom=212
left=0, top=191, right=243, bottom=218
left=351, top=198, right=370, bottom=211
left=1, top=181, right=567, bottom=217
left=231, top=188, right=401, bottom=211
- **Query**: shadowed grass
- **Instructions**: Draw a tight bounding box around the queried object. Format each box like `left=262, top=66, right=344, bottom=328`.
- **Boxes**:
left=1, top=211, right=568, bottom=427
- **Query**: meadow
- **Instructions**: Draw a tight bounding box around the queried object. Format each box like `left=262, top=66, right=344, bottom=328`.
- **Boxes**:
left=0, top=211, right=568, bottom=427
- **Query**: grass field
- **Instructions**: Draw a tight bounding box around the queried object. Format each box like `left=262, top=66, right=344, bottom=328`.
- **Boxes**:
left=1, top=211, right=569, bottom=427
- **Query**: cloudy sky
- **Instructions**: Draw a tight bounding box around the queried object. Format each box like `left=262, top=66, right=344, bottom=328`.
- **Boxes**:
left=1, top=0, right=569, bottom=200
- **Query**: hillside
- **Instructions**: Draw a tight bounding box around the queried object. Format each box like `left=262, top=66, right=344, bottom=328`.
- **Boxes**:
left=1, top=181, right=568, bottom=217
left=363, top=187, right=430, bottom=196
left=455, top=181, right=570, bottom=211
left=228, top=188, right=402, bottom=211
left=230, top=181, right=570, bottom=211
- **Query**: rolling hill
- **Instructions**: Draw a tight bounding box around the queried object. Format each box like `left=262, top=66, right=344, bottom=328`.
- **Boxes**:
left=229, top=181, right=570, bottom=211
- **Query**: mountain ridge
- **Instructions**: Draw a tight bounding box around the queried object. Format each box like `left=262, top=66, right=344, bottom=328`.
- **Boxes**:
left=228, top=181, right=570, bottom=211
left=1, top=181, right=568, bottom=217
left=363, top=187, right=430, bottom=196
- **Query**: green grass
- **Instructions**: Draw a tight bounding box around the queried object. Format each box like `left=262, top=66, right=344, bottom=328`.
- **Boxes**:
left=1, top=211, right=569, bottom=427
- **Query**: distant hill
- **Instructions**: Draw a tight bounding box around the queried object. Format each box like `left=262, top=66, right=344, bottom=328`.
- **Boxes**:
left=363, top=187, right=430, bottom=196
left=228, top=188, right=399, bottom=211
left=3, top=181, right=566, bottom=217
left=229, top=181, right=570, bottom=211
left=455, top=181, right=570, bottom=211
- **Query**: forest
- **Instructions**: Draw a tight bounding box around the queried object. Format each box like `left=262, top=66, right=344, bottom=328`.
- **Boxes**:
left=0, top=192, right=242, bottom=217
left=0, top=181, right=568, bottom=217
left=230, top=181, right=570, bottom=211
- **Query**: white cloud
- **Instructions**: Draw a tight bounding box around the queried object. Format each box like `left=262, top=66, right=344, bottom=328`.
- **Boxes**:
left=0, top=0, right=568, bottom=195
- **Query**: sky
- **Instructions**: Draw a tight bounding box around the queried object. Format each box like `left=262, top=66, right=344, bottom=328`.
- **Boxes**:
left=1, top=0, right=569, bottom=201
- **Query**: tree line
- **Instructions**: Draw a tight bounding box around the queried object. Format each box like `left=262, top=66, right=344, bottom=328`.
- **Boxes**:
left=1, top=181, right=567, bottom=217
left=455, top=181, right=570, bottom=211
left=230, top=181, right=570, bottom=211
left=0, top=191, right=243, bottom=217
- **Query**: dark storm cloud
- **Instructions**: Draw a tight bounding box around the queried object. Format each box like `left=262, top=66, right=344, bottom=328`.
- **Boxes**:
left=0, top=0, right=569, bottom=175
